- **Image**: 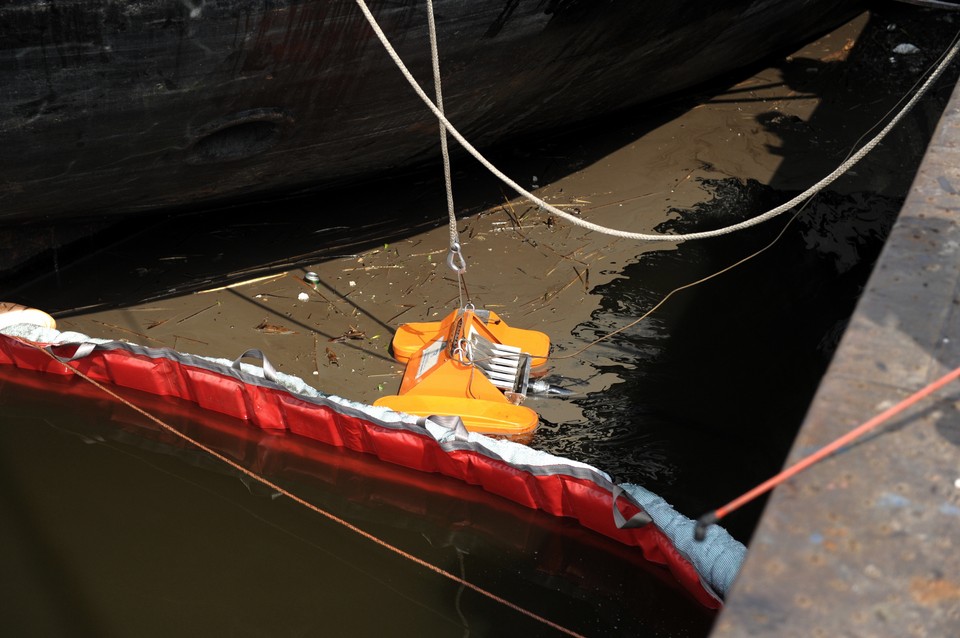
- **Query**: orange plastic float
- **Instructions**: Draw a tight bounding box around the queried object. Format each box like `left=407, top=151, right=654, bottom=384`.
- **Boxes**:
left=374, top=307, right=550, bottom=436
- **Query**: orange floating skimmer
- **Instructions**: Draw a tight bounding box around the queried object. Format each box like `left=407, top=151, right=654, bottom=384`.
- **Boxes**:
left=374, top=307, right=550, bottom=436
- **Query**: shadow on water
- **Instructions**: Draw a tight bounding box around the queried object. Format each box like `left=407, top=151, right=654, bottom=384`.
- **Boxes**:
left=549, top=3, right=960, bottom=542
left=560, top=183, right=901, bottom=541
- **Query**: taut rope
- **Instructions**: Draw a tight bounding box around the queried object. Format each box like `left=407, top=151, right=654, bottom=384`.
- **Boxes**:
left=353, top=0, right=960, bottom=242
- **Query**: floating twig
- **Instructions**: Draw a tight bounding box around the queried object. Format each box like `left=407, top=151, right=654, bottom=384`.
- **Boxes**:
left=255, top=320, right=297, bottom=335
left=523, top=271, right=582, bottom=309
left=195, top=272, right=287, bottom=294
left=404, top=270, right=436, bottom=296
left=573, top=266, right=589, bottom=293
left=176, top=303, right=219, bottom=325
left=341, top=265, right=406, bottom=272
left=387, top=305, right=415, bottom=324
left=89, top=320, right=163, bottom=344
left=498, top=189, right=523, bottom=229
left=329, top=326, right=366, bottom=342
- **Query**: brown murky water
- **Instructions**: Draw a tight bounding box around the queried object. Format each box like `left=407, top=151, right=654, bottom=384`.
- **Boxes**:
left=2, top=5, right=959, bottom=636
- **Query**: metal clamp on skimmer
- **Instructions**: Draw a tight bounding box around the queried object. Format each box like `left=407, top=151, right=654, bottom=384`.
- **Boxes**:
left=462, top=330, right=533, bottom=405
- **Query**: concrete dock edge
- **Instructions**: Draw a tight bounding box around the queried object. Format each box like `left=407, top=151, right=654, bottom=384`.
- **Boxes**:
left=713, top=76, right=960, bottom=635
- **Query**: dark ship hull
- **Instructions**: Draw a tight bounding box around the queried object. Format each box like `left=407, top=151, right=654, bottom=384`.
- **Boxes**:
left=0, top=0, right=851, bottom=223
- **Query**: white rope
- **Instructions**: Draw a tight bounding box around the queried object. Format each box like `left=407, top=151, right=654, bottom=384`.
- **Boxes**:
left=892, top=1, right=960, bottom=10
left=424, top=0, right=466, bottom=275
left=354, top=1, right=960, bottom=243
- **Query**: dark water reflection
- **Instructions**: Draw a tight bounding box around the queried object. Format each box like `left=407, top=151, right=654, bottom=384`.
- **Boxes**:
left=0, top=367, right=714, bottom=637
left=537, top=179, right=901, bottom=542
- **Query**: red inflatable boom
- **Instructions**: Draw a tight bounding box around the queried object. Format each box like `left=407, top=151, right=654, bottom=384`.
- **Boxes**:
left=0, top=331, right=723, bottom=608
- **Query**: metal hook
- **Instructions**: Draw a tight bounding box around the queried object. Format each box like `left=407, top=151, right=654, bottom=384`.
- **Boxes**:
left=447, top=242, right=467, bottom=274
left=452, top=337, right=474, bottom=365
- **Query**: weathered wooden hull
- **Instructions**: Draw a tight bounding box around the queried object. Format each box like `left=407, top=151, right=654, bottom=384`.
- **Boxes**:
left=0, top=0, right=851, bottom=223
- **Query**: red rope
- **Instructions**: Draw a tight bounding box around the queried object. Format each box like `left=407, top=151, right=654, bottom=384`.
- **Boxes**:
left=30, top=342, right=587, bottom=638
left=696, top=364, right=960, bottom=539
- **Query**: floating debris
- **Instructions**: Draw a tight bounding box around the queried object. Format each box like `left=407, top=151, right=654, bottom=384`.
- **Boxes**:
left=325, top=347, right=340, bottom=366
left=255, top=320, right=296, bottom=335
left=195, top=272, right=287, bottom=294
left=893, top=43, right=920, bottom=55
left=297, top=292, right=310, bottom=302
left=304, top=271, right=320, bottom=285
left=329, top=327, right=366, bottom=343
